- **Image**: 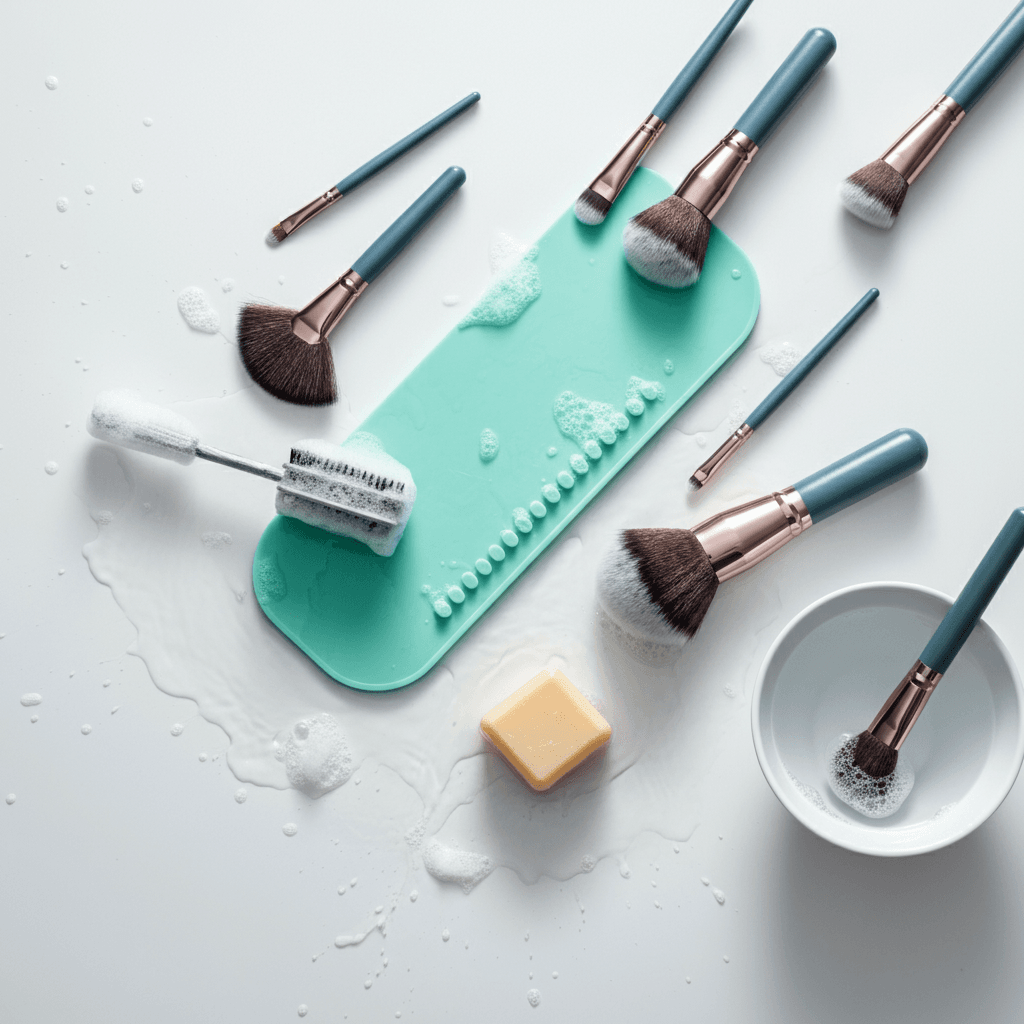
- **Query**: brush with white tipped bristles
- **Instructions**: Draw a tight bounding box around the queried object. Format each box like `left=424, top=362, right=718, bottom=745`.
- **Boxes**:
left=623, top=27, right=836, bottom=288
left=841, top=1, right=1024, bottom=229
left=598, top=429, right=927, bottom=644
left=574, top=0, right=754, bottom=227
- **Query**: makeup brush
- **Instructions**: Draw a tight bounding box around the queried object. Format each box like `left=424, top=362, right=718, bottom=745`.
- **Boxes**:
left=598, top=428, right=927, bottom=644
left=574, top=0, right=754, bottom=227
left=689, top=287, right=879, bottom=490
left=240, top=165, right=466, bottom=407
left=841, top=2, right=1024, bottom=229
left=850, top=508, right=1024, bottom=779
left=622, top=27, right=836, bottom=288
left=267, top=92, right=479, bottom=245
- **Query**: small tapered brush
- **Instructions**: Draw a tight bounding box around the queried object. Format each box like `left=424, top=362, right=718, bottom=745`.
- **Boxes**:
left=267, top=92, right=479, bottom=245
left=690, top=287, right=879, bottom=491
left=241, top=165, right=466, bottom=406
left=848, top=508, right=1024, bottom=781
left=841, top=1, right=1024, bottom=229
left=574, top=0, right=754, bottom=227
left=622, top=27, right=836, bottom=288
left=598, top=428, right=927, bottom=645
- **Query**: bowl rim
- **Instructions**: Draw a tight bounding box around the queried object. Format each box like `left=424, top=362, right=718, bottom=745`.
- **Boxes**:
left=751, top=580, right=1024, bottom=857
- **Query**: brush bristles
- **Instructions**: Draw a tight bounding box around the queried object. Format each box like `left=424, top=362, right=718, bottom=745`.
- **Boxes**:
left=840, top=159, right=908, bottom=229
left=852, top=730, right=899, bottom=779
left=574, top=189, right=612, bottom=226
left=266, top=224, right=286, bottom=246
left=622, top=196, right=709, bottom=288
left=687, top=476, right=703, bottom=491
left=238, top=303, right=337, bottom=406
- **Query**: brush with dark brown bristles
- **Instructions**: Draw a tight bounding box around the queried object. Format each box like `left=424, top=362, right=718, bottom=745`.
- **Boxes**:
left=623, top=27, right=835, bottom=288
left=240, top=166, right=465, bottom=406
left=841, top=2, right=1024, bottom=229
left=850, top=507, right=1024, bottom=780
left=573, top=0, right=753, bottom=227
left=597, top=429, right=928, bottom=644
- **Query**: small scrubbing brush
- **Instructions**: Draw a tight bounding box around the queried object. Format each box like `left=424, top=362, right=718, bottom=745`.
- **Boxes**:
left=267, top=92, right=479, bottom=245
left=87, top=390, right=416, bottom=557
left=240, top=166, right=465, bottom=407
left=689, top=287, right=879, bottom=490
left=574, top=0, right=754, bottom=227
left=623, top=27, right=836, bottom=288
left=598, top=428, right=927, bottom=644
left=850, top=508, right=1024, bottom=780
left=841, top=1, right=1024, bottom=229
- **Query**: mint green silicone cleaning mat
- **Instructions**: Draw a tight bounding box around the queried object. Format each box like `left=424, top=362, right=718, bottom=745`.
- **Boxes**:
left=252, top=167, right=759, bottom=690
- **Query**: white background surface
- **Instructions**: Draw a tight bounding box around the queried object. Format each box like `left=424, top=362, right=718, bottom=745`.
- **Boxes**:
left=3, top=0, right=1024, bottom=1021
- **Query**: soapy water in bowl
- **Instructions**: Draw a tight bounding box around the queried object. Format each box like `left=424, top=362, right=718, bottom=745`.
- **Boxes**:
left=825, top=733, right=915, bottom=819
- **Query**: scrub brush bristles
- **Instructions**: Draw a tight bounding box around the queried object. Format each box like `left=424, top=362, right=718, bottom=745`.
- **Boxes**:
left=622, top=196, right=710, bottom=288
left=574, top=189, right=612, bottom=226
left=851, top=730, right=899, bottom=779
left=238, top=303, right=337, bottom=407
left=840, top=159, right=908, bottom=230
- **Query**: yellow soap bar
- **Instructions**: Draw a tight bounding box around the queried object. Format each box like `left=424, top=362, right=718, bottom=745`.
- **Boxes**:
left=480, top=669, right=612, bottom=791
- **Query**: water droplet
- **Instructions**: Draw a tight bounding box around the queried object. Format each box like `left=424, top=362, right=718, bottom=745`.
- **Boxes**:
left=297, top=1006, right=307, bottom=1017
left=350, top=878, right=358, bottom=887
left=56, top=196, right=69, bottom=212
left=20, top=694, right=42, bottom=707
left=686, top=976, right=691, bottom=984
left=664, top=359, right=674, bottom=375
left=712, top=887, right=725, bottom=905
left=102, top=679, right=111, bottom=687
left=442, top=294, right=460, bottom=306
left=529, top=500, right=547, bottom=518
left=234, top=788, right=247, bottom=803
left=60, top=261, right=69, bottom=269
left=526, top=989, right=541, bottom=1007
left=30, top=716, right=38, bottom=723
left=283, top=822, right=298, bottom=836
left=441, top=929, right=450, bottom=942
left=198, top=752, right=207, bottom=762
left=81, top=724, right=92, bottom=735
left=433, top=598, right=452, bottom=618
left=556, top=470, right=574, bottom=488
left=409, top=890, right=418, bottom=901
left=540, top=485, right=560, bottom=504
left=364, top=978, right=373, bottom=990
left=731, top=268, right=741, bottom=279
left=552, top=971, right=558, bottom=979
left=723, top=954, right=730, bottom=963
left=143, top=117, right=153, bottom=127
left=524, top=931, right=529, bottom=941
left=278, top=275, right=285, bottom=284
left=460, top=572, right=478, bottom=590
left=619, top=862, right=631, bottom=879
left=500, top=530, right=519, bottom=548
left=170, top=723, right=183, bottom=736
left=84, top=185, right=95, bottom=195
left=45, top=76, right=59, bottom=90
left=446, top=586, right=465, bottom=604
left=547, top=446, right=558, bottom=457
left=221, top=278, right=235, bottom=292
left=395, top=1012, right=402, bottom=1019
left=701, top=876, right=709, bottom=885
left=673, top=844, right=680, bottom=853
left=695, top=434, right=707, bottom=448
left=580, top=854, right=596, bottom=872
left=131, top=178, right=144, bottom=193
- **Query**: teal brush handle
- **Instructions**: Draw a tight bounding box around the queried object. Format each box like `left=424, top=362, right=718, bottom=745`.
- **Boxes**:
left=734, top=28, right=836, bottom=145
left=336, top=93, right=479, bottom=194
left=946, top=1, right=1024, bottom=112
left=651, top=0, right=755, bottom=121
left=794, top=428, right=927, bottom=523
left=920, top=508, right=1024, bottom=673
left=352, top=166, right=466, bottom=283
left=746, top=288, right=878, bottom=430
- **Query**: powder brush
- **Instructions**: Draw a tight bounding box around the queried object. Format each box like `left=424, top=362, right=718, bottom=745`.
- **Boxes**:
left=240, top=165, right=465, bottom=407
left=267, top=92, right=479, bottom=245
left=841, top=1, right=1024, bottom=229
left=850, top=508, right=1024, bottom=779
left=598, top=428, right=927, bottom=645
left=690, top=287, right=879, bottom=490
left=574, top=0, right=754, bottom=227
left=622, top=27, right=835, bottom=288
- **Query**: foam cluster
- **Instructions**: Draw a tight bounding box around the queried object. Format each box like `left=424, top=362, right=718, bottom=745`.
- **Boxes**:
left=88, top=389, right=199, bottom=465
left=553, top=391, right=629, bottom=460
left=274, top=713, right=353, bottom=797
left=421, top=838, right=494, bottom=893
left=459, top=235, right=542, bottom=330
left=825, top=733, right=915, bottom=819
left=177, top=286, right=221, bottom=333
left=275, top=431, right=416, bottom=557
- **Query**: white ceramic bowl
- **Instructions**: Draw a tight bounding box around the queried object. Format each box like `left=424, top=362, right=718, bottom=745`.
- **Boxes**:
left=752, top=582, right=1024, bottom=856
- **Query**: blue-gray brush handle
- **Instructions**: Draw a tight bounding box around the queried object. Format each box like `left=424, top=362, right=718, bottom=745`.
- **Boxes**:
left=920, top=508, right=1024, bottom=674
left=794, top=428, right=927, bottom=523
left=651, top=0, right=755, bottom=121
left=733, top=28, right=836, bottom=146
left=946, top=1, right=1024, bottom=112
left=746, top=288, right=879, bottom=430
left=352, top=166, right=466, bottom=283
left=336, top=93, right=479, bottom=194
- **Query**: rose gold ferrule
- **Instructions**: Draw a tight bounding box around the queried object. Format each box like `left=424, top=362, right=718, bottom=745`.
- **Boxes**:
left=273, top=186, right=343, bottom=241
left=690, top=423, right=753, bottom=489
left=692, top=485, right=811, bottom=583
left=866, top=659, right=943, bottom=752
left=881, top=95, right=965, bottom=186
left=586, top=115, right=667, bottom=205
left=675, top=129, right=758, bottom=219
left=291, top=269, right=367, bottom=346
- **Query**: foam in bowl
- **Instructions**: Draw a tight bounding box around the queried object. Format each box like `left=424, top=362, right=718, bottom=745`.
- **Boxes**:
left=825, top=732, right=915, bottom=819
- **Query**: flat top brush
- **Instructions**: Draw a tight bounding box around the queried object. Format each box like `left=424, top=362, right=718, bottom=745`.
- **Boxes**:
left=574, top=0, right=754, bottom=227
left=598, top=427, right=927, bottom=645
left=841, top=0, right=1024, bottom=229
left=268, top=92, right=479, bottom=245
left=826, top=507, right=1024, bottom=819
left=690, top=287, right=879, bottom=490
left=241, top=165, right=466, bottom=407
left=87, top=390, right=417, bottom=557
left=622, top=27, right=836, bottom=288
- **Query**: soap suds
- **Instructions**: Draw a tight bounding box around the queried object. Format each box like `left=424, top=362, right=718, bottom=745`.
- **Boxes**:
left=459, top=234, right=541, bottom=330
left=20, top=694, right=42, bottom=706
left=553, top=391, right=629, bottom=460
left=825, top=733, right=915, bottom=819
left=479, top=428, right=499, bottom=462
left=624, top=376, right=666, bottom=416
left=786, top=768, right=841, bottom=819
left=177, top=287, right=220, bottom=333
left=422, top=839, right=493, bottom=893
left=274, top=713, right=353, bottom=797
left=759, top=342, right=802, bottom=377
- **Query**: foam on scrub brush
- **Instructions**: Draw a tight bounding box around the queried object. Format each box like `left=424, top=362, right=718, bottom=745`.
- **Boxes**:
left=87, top=389, right=199, bottom=465
left=275, top=431, right=416, bottom=557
